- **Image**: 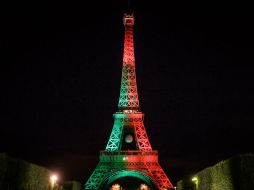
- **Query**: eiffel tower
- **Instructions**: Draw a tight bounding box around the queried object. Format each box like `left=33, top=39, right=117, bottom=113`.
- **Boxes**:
left=85, top=13, right=174, bottom=190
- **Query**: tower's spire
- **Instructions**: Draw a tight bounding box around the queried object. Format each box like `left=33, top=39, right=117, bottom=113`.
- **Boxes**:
left=118, top=14, right=140, bottom=111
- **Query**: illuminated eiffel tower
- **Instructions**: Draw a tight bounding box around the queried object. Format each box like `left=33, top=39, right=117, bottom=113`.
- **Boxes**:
left=85, top=13, right=174, bottom=190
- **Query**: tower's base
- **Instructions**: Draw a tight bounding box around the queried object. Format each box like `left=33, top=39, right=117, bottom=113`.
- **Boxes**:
left=85, top=151, right=173, bottom=190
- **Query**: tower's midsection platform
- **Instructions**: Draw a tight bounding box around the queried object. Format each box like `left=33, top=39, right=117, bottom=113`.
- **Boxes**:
left=100, top=150, right=158, bottom=163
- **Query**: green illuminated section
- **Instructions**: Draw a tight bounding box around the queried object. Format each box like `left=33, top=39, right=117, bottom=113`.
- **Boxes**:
left=105, top=170, right=155, bottom=188
left=105, top=115, right=124, bottom=151
left=105, top=113, right=130, bottom=151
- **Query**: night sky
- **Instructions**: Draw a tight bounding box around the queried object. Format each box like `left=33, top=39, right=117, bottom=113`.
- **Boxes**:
left=1, top=0, right=254, bottom=185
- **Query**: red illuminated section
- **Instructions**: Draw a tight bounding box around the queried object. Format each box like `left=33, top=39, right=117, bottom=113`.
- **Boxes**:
left=118, top=14, right=139, bottom=111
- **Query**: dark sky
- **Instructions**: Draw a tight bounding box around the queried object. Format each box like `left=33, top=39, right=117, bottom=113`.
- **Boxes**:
left=1, top=0, right=254, bottom=185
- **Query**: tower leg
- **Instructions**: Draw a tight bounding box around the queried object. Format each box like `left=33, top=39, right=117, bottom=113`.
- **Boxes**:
left=85, top=162, right=109, bottom=190
left=145, top=162, right=174, bottom=190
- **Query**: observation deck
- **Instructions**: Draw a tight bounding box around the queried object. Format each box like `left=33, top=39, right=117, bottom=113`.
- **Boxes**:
left=100, top=151, right=158, bottom=162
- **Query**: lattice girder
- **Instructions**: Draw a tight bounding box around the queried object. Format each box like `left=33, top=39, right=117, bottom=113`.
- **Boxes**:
left=145, top=162, right=174, bottom=189
left=134, top=122, right=152, bottom=151
left=118, top=14, right=139, bottom=110
left=105, top=112, right=152, bottom=152
left=85, top=163, right=109, bottom=190
left=105, top=115, right=124, bottom=151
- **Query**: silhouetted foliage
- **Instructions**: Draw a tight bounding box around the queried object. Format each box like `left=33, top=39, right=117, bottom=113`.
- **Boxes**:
left=0, top=153, right=81, bottom=190
left=177, top=154, right=254, bottom=190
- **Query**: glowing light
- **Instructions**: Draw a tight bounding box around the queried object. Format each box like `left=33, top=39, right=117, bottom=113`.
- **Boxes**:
left=111, top=184, right=121, bottom=190
left=191, top=176, right=198, bottom=184
left=125, top=134, right=133, bottom=143
left=50, top=174, right=58, bottom=187
left=140, top=184, right=149, bottom=190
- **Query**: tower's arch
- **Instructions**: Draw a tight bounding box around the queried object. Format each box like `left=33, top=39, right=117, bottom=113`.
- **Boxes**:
left=101, top=170, right=158, bottom=190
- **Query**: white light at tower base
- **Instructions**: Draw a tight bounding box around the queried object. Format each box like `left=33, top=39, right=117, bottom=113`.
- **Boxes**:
left=111, top=184, right=121, bottom=190
left=140, top=184, right=149, bottom=190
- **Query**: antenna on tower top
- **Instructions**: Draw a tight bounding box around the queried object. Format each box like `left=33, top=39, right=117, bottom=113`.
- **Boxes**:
left=125, top=0, right=133, bottom=14
left=128, top=0, right=131, bottom=8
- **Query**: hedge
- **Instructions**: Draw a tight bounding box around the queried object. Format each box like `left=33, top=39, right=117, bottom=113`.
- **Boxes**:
left=0, top=153, right=81, bottom=190
left=177, top=153, right=254, bottom=190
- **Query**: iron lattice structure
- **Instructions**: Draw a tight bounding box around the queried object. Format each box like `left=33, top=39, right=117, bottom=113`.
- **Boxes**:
left=118, top=14, right=139, bottom=110
left=85, top=14, right=173, bottom=190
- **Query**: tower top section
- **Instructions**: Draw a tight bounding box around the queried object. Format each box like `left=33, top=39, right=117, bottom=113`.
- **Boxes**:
left=123, top=14, right=134, bottom=26
left=118, top=13, right=140, bottom=111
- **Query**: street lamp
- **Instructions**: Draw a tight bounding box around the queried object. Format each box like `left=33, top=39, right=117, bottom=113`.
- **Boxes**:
left=50, top=174, right=58, bottom=189
left=191, top=177, right=198, bottom=190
